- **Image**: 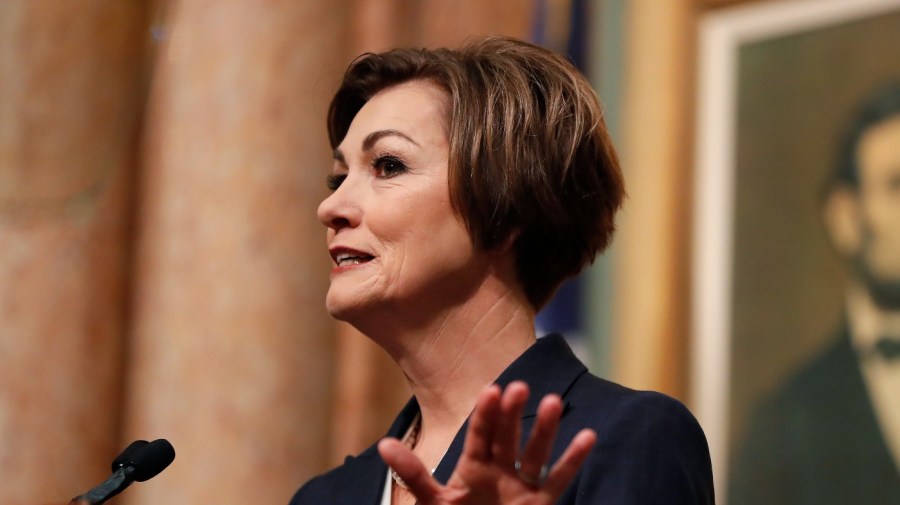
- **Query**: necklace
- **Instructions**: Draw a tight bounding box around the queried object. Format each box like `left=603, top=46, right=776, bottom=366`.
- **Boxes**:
left=391, top=414, right=427, bottom=490
left=390, top=413, right=450, bottom=492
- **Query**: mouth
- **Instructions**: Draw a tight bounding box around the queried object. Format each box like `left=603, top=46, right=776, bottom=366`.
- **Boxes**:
left=330, top=247, right=375, bottom=268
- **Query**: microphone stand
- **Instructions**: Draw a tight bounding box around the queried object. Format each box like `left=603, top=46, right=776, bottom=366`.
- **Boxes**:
left=70, top=464, right=137, bottom=504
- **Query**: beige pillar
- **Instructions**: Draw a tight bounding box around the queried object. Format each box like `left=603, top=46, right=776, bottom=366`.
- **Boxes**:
left=122, top=1, right=347, bottom=503
left=0, top=1, right=146, bottom=503
left=613, top=0, right=695, bottom=399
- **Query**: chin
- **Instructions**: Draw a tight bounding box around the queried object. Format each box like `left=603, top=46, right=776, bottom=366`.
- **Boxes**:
left=325, top=290, right=373, bottom=323
left=324, top=298, right=355, bottom=322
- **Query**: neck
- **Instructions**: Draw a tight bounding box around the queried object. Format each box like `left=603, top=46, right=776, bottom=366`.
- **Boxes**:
left=400, top=294, right=535, bottom=431
left=351, top=270, right=537, bottom=466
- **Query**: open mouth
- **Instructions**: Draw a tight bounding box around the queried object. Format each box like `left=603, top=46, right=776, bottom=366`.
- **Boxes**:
left=334, top=252, right=375, bottom=267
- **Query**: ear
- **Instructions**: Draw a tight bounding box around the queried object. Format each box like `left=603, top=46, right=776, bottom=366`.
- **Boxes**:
left=823, top=186, right=862, bottom=257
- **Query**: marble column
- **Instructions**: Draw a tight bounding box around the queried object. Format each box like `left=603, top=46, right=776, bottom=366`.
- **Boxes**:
left=121, top=1, right=348, bottom=503
left=0, top=1, right=146, bottom=503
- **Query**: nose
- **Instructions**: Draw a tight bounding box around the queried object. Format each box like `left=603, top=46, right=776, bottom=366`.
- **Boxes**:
left=317, top=177, right=360, bottom=232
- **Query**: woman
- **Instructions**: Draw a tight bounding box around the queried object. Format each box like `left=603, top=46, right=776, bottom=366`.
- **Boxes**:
left=291, top=36, right=714, bottom=505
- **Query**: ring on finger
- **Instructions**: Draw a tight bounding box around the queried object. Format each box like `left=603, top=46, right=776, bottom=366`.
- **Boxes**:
left=515, top=460, right=548, bottom=487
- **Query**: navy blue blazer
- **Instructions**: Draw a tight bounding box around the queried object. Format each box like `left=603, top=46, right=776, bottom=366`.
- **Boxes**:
left=291, top=334, right=714, bottom=504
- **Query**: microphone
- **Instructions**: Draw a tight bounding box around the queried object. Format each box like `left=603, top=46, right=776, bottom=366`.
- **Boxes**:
left=111, top=440, right=149, bottom=472
left=71, top=439, right=176, bottom=505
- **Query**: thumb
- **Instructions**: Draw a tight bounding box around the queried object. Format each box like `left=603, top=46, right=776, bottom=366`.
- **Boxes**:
left=378, top=438, right=443, bottom=504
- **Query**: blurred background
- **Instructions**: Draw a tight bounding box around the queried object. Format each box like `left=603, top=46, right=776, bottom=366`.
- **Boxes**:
left=2, top=0, right=897, bottom=504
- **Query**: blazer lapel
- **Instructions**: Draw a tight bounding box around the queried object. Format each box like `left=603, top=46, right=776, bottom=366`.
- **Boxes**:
left=432, top=334, right=588, bottom=483
left=338, top=399, right=422, bottom=505
left=334, top=446, right=387, bottom=505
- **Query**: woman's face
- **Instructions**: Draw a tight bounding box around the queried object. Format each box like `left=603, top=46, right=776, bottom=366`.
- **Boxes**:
left=318, top=81, right=485, bottom=322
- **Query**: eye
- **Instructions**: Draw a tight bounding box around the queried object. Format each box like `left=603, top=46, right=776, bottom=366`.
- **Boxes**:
left=373, top=154, right=407, bottom=178
left=326, top=173, right=346, bottom=191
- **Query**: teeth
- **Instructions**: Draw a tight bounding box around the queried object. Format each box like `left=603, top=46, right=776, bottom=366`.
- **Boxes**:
left=335, top=252, right=371, bottom=266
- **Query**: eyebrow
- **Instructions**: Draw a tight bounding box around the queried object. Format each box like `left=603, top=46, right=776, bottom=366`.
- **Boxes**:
left=332, top=129, right=420, bottom=164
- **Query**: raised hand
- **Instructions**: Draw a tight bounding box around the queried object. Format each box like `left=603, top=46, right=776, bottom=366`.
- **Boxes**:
left=377, top=381, right=597, bottom=505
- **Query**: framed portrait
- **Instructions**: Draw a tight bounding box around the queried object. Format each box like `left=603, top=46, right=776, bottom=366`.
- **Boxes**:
left=691, top=0, right=900, bottom=502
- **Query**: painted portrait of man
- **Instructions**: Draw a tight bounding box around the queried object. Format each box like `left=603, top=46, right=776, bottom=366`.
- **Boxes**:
left=729, top=82, right=900, bottom=505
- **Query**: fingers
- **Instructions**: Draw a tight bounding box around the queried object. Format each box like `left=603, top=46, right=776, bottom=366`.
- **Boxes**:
left=517, top=393, right=563, bottom=486
left=492, top=381, right=529, bottom=468
left=377, top=438, right=441, bottom=503
left=542, top=428, right=597, bottom=496
left=450, top=383, right=597, bottom=502
left=460, top=384, right=502, bottom=462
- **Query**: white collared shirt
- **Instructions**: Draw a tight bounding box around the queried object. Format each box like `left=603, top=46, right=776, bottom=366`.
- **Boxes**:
left=380, top=467, right=393, bottom=505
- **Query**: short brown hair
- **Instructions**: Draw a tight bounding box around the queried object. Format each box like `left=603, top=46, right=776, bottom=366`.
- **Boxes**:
left=328, top=36, right=625, bottom=309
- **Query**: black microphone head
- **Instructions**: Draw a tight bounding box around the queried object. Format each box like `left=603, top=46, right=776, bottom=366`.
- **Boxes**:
left=130, top=439, right=176, bottom=482
left=112, top=440, right=150, bottom=472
